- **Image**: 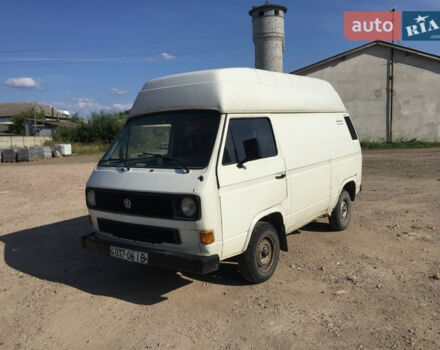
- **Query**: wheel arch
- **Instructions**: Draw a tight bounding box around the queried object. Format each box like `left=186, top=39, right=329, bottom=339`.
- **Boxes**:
left=338, top=177, right=357, bottom=202
left=343, top=180, right=356, bottom=201
left=243, top=208, right=288, bottom=253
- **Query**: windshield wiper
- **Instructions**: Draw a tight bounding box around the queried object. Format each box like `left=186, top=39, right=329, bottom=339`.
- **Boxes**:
left=98, top=158, right=130, bottom=169
left=129, top=152, right=190, bottom=174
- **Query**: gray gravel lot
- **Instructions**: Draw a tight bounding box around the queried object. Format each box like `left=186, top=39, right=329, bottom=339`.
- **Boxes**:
left=0, top=149, right=439, bottom=349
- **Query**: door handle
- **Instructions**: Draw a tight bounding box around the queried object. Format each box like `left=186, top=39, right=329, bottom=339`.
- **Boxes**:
left=275, top=173, right=286, bottom=179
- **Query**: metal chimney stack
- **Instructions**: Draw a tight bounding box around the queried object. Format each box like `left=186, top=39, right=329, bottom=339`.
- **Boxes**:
left=249, top=1, right=287, bottom=72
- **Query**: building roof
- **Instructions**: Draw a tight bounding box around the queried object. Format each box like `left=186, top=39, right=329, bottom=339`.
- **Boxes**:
left=292, top=41, right=440, bottom=75
left=129, top=68, right=346, bottom=117
left=0, top=102, right=69, bottom=119
left=23, top=118, right=78, bottom=128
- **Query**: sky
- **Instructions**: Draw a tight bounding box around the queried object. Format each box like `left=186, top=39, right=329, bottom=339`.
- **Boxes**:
left=0, top=0, right=439, bottom=117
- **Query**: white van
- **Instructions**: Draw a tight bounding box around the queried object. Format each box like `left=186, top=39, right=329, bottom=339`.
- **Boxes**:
left=82, top=68, right=362, bottom=283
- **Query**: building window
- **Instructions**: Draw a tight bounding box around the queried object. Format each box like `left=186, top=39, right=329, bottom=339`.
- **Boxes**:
left=259, top=11, right=264, bottom=17
left=275, top=9, right=279, bottom=15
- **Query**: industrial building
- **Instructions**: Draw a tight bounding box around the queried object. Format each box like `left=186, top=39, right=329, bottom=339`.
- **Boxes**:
left=249, top=2, right=440, bottom=142
left=292, top=41, right=440, bottom=142
left=0, top=102, right=73, bottom=136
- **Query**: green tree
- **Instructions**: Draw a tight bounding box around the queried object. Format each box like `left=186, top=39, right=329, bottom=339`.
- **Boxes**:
left=70, top=113, right=83, bottom=124
left=8, top=109, right=45, bottom=135
left=53, top=110, right=128, bottom=143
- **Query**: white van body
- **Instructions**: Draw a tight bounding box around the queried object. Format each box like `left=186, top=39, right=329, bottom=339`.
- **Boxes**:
left=83, top=68, right=362, bottom=282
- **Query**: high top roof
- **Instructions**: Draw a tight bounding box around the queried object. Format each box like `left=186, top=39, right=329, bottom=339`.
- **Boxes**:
left=129, top=68, right=346, bottom=118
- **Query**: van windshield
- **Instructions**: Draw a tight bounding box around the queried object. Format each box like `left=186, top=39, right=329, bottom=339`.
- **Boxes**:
left=99, top=110, right=220, bottom=170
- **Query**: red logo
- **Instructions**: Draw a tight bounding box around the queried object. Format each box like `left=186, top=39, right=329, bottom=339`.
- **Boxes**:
left=344, top=11, right=402, bottom=41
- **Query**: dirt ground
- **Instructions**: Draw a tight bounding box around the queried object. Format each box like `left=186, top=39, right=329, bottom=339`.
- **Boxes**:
left=0, top=149, right=439, bottom=350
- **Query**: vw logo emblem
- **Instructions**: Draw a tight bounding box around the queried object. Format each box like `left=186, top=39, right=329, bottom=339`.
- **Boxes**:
left=123, top=198, right=132, bottom=209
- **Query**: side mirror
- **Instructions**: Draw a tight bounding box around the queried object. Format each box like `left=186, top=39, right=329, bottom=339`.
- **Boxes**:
left=237, top=138, right=260, bottom=168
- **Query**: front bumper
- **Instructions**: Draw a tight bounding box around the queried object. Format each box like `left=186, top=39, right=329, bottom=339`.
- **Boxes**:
left=82, top=232, right=219, bottom=274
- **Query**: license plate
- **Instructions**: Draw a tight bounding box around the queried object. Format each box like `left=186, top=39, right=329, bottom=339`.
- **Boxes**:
left=109, top=246, right=149, bottom=265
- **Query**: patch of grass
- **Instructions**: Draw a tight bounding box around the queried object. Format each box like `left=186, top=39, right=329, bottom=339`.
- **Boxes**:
left=361, top=139, right=440, bottom=150
left=43, top=140, right=109, bottom=155
left=72, top=143, right=109, bottom=155
left=43, top=140, right=54, bottom=148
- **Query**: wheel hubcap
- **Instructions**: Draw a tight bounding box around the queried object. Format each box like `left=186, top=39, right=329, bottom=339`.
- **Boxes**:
left=257, top=237, right=274, bottom=271
left=341, top=200, right=348, bottom=219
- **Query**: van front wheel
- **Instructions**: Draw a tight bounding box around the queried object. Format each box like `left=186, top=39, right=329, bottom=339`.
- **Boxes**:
left=239, top=222, right=280, bottom=284
left=329, top=189, right=352, bottom=231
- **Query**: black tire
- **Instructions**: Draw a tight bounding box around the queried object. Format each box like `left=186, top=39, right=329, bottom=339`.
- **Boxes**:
left=239, top=221, right=280, bottom=284
left=329, top=189, right=352, bottom=231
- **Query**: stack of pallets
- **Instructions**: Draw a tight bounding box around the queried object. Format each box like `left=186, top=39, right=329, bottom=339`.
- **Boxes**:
left=34, top=146, right=45, bottom=160
left=42, top=146, right=52, bottom=159
left=17, top=147, right=44, bottom=162
left=2, top=148, right=19, bottom=162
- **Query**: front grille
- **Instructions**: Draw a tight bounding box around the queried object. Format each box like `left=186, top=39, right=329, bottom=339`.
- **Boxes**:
left=98, top=218, right=181, bottom=244
left=93, top=189, right=175, bottom=218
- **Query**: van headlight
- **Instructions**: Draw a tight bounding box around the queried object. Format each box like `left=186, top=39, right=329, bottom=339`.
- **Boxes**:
left=180, top=197, right=197, bottom=217
left=86, top=189, right=96, bottom=207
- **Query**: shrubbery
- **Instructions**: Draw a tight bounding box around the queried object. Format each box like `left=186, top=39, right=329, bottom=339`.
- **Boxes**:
left=8, top=109, right=45, bottom=135
left=361, top=140, right=440, bottom=149
left=53, top=110, right=128, bottom=143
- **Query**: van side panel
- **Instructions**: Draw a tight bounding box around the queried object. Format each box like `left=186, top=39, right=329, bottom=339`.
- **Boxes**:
left=272, top=113, right=334, bottom=232
left=328, top=115, right=362, bottom=210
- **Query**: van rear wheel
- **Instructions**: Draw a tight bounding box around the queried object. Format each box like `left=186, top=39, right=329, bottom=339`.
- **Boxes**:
left=239, top=222, right=280, bottom=284
left=329, top=189, right=352, bottom=231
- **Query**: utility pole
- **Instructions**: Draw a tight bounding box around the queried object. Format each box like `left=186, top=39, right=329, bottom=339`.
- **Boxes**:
left=388, top=7, right=396, bottom=143
left=34, top=102, right=37, bottom=145
left=391, top=8, right=396, bottom=44
left=34, top=102, right=41, bottom=146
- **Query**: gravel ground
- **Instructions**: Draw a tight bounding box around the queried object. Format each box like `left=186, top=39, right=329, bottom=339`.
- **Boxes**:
left=0, top=149, right=439, bottom=349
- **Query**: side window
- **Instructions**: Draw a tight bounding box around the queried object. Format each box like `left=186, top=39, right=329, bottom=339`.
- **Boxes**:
left=222, top=118, right=277, bottom=165
left=344, top=116, right=358, bottom=140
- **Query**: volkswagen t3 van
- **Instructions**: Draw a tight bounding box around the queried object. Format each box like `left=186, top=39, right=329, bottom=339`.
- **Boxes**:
left=82, top=68, right=362, bottom=283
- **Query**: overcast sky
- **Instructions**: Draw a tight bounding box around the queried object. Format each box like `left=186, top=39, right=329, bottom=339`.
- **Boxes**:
left=1, top=0, right=439, bottom=117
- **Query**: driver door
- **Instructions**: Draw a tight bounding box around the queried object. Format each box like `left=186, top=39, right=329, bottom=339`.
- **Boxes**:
left=217, top=116, right=287, bottom=258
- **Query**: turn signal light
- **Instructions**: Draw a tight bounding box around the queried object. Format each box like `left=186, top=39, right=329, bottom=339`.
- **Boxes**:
left=199, top=230, right=214, bottom=245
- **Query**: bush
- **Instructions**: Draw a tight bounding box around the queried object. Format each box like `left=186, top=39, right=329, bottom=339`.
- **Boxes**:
left=361, top=139, right=440, bottom=150
left=8, top=109, right=45, bottom=135
left=53, top=110, right=128, bottom=143
left=43, top=140, right=109, bottom=155
left=71, top=143, right=110, bottom=155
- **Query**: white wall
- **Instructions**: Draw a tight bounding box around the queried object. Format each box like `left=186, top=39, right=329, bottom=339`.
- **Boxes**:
left=0, top=136, right=52, bottom=149
left=295, top=45, right=440, bottom=142
left=393, top=51, right=440, bottom=141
